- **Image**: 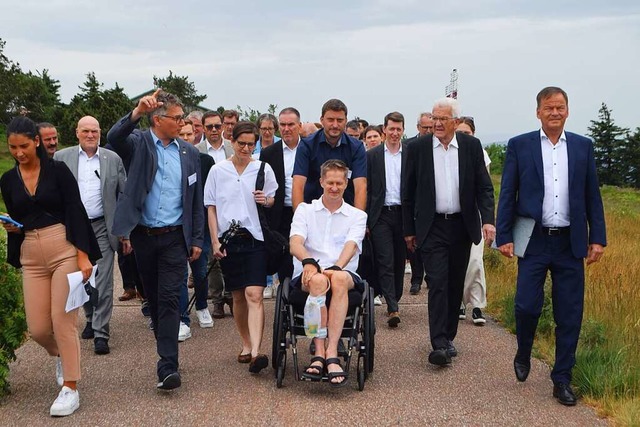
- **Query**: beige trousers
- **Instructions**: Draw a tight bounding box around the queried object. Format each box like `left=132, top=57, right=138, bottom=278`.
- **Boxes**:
left=21, top=223, right=81, bottom=381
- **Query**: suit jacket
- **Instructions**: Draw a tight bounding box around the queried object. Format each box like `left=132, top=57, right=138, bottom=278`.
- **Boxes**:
left=107, top=113, right=204, bottom=251
left=366, top=142, right=408, bottom=229
left=496, top=130, right=606, bottom=258
left=54, top=146, right=126, bottom=251
left=195, top=139, right=233, bottom=159
left=402, top=133, right=495, bottom=247
left=259, top=141, right=286, bottom=229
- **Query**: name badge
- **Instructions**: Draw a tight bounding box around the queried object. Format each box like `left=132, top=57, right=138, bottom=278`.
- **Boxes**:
left=347, top=169, right=353, bottom=179
left=188, top=173, right=197, bottom=186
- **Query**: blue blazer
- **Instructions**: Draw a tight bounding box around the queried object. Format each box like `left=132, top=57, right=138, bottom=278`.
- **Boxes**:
left=107, top=113, right=204, bottom=252
left=496, top=130, right=606, bottom=259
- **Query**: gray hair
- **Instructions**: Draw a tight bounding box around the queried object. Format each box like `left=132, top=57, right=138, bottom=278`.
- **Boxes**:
left=257, top=113, right=279, bottom=133
left=432, top=98, right=461, bottom=118
left=148, top=91, right=183, bottom=126
left=186, top=110, right=203, bottom=122
left=416, top=112, right=432, bottom=124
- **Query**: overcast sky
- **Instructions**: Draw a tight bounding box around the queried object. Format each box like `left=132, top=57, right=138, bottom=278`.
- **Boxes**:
left=2, top=1, right=639, bottom=143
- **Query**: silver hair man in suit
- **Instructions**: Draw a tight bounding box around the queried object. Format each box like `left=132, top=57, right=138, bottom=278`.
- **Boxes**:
left=108, top=89, right=204, bottom=391
left=54, top=116, right=126, bottom=356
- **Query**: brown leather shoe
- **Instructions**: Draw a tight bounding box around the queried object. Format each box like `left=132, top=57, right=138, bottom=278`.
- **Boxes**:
left=118, top=289, right=137, bottom=301
left=238, top=352, right=252, bottom=363
left=387, top=312, right=401, bottom=328
left=212, top=303, right=225, bottom=319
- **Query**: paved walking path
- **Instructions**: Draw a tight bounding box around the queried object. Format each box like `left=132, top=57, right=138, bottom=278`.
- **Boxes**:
left=2, top=271, right=607, bottom=426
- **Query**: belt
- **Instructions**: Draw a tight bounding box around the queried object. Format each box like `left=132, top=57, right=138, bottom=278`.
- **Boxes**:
left=90, top=216, right=105, bottom=223
left=541, top=226, right=570, bottom=236
left=435, top=212, right=461, bottom=220
left=138, top=225, right=182, bottom=236
left=383, top=205, right=402, bottom=212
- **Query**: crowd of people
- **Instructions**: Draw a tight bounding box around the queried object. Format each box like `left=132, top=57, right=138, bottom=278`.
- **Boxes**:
left=0, top=86, right=606, bottom=416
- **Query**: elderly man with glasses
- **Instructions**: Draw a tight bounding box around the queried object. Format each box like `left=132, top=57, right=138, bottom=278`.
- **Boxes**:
left=108, top=89, right=204, bottom=391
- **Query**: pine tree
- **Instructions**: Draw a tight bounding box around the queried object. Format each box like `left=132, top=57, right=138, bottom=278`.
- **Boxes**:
left=153, top=71, right=206, bottom=111
left=588, top=103, right=629, bottom=186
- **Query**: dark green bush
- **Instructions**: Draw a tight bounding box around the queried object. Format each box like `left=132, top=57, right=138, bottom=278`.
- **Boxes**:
left=0, top=231, right=27, bottom=397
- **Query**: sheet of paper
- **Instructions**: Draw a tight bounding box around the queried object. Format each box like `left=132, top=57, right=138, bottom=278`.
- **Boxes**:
left=66, top=266, right=98, bottom=313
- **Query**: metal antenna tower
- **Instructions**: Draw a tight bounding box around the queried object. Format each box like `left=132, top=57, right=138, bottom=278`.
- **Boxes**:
left=445, top=68, right=458, bottom=99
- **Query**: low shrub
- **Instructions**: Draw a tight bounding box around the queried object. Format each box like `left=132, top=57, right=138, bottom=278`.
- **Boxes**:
left=0, top=231, right=27, bottom=397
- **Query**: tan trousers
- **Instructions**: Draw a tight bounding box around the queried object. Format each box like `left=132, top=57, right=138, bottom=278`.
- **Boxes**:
left=21, top=223, right=81, bottom=381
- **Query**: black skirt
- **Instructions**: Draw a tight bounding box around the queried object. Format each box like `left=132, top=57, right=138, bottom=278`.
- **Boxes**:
left=220, top=234, right=267, bottom=291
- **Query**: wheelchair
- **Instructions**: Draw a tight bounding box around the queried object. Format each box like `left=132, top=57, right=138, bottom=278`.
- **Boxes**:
left=271, top=277, right=375, bottom=391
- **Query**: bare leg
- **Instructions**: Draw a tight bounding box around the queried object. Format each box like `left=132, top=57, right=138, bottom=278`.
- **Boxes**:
left=324, top=271, right=354, bottom=384
left=244, top=286, right=265, bottom=357
left=231, top=290, right=251, bottom=355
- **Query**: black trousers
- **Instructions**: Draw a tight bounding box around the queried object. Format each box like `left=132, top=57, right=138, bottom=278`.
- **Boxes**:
left=409, top=248, right=425, bottom=287
left=131, top=226, right=187, bottom=380
left=419, top=216, right=471, bottom=350
left=276, top=206, right=294, bottom=281
left=370, top=209, right=406, bottom=313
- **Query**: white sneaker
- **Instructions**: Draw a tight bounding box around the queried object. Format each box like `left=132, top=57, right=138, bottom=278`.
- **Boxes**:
left=50, top=386, right=79, bottom=417
left=263, top=285, right=274, bottom=299
left=55, top=357, right=63, bottom=387
left=374, top=296, right=383, bottom=306
left=404, top=263, right=412, bottom=274
left=178, top=322, right=192, bottom=342
left=196, top=308, right=214, bottom=328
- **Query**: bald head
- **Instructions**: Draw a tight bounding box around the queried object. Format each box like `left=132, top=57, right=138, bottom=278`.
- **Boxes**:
left=301, top=122, right=319, bottom=137
left=76, top=115, right=101, bottom=156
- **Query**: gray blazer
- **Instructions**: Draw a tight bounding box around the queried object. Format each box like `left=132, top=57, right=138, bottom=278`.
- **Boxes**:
left=54, top=146, right=126, bottom=251
left=107, top=113, right=204, bottom=252
left=195, top=139, right=234, bottom=160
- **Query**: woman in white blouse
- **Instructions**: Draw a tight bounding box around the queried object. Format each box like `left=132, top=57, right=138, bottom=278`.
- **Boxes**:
left=203, top=121, right=278, bottom=374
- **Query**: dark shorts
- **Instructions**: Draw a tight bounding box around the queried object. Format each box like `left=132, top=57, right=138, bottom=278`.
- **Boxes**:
left=290, top=270, right=364, bottom=307
left=220, top=234, right=267, bottom=292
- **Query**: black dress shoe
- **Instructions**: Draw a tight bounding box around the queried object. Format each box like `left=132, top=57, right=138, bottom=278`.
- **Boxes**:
left=94, top=337, right=110, bottom=355
left=446, top=341, right=458, bottom=357
left=428, top=348, right=452, bottom=366
left=553, top=383, right=577, bottom=406
left=514, top=357, right=530, bottom=382
left=157, top=372, right=181, bottom=390
left=81, top=322, right=94, bottom=339
left=409, top=283, right=421, bottom=295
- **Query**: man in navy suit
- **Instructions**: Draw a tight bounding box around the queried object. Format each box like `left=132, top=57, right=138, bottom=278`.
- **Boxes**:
left=108, top=89, right=204, bottom=391
left=496, top=86, right=606, bottom=406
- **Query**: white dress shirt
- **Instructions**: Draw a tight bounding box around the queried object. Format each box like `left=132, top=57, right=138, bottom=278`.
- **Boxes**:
left=290, top=197, right=367, bottom=279
left=282, top=139, right=299, bottom=207
left=433, top=135, right=461, bottom=214
left=540, top=129, right=570, bottom=227
left=203, top=159, right=278, bottom=240
left=206, top=140, right=228, bottom=164
left=383, top=143, right=402, bottom=206
left=77, top=146, right=103, bottom=219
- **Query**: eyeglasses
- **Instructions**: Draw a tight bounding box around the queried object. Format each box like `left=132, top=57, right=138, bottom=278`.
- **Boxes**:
left=259, top=127, right=275, bottom=132
left=205, top=124, right=223, bottom=131
left=161, top=114, right=186, bottom=123
left=431, top=116, right=455, bottom=123
left=235, top=141, right=256, bottom=149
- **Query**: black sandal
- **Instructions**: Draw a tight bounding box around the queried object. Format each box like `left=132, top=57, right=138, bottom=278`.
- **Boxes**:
left=302, top=356, right=325, bottom=381
left=325, top=357, right=348, bottom=388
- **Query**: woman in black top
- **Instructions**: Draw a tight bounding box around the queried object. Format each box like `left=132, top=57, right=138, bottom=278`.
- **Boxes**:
left=0, top=116, right=100, bottom=417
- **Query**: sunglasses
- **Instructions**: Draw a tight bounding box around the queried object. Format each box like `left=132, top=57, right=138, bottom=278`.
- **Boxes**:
left=205, top=124, right=223, bottom=131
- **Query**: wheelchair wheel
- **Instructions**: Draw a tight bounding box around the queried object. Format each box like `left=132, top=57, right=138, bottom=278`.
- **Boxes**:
left=276, top=353, right=286, bottom=388
left=357, top=354, right=366, bottom=391
left=364, top=285, right=375, bottom=375
left=272, top=283, right=286, bottom=372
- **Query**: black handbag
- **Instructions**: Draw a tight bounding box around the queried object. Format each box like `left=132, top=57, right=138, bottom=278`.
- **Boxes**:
left=255, top=162, right=289, bottom=275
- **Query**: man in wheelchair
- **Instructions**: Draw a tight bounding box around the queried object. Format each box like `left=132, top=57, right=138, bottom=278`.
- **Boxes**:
left=289, top=159, right=367, bottom=387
